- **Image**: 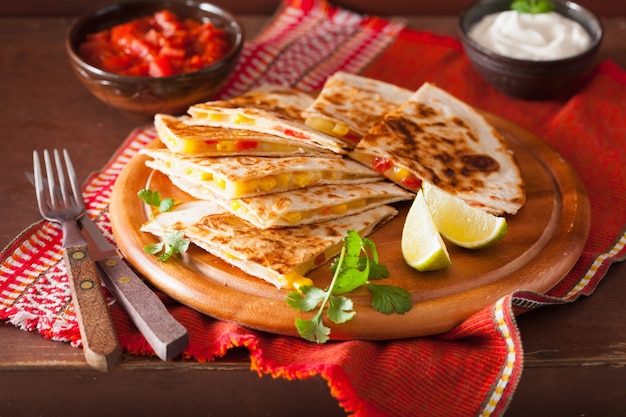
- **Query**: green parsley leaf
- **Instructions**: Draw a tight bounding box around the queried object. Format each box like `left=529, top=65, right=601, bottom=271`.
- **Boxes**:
left=138, top=189, right=189, bottom=261
left=327, top=295, right=355, bottom=324
left=143, top=241, right=164, bottom=255
left=156, top=231, right=190, bottom=262
left=144, top=231, right=190, bottom=262
left=137, top=189, right=162, bottom=208
left=286, top=286, right=327, bottom=312
left=295, top=316, right=331, bottom=344
left=286, top=229, right=412, bottom=343
left=159, top=197, right=175, bottom=213
left=511, top=0, right=555, bottom=14
left=367, top=283, right=413, bottom=315
left=138, top=188, right=177, bottom=217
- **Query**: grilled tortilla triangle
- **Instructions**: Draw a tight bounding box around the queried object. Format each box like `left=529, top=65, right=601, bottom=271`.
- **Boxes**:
left=141, top=200, right=398, bottom=290
left=166, top=177, right=413, bottom=229
left=155, top=113, right=338, bottom=158
left=140, top=147, right=383, bottom=200
left=302, top=71, right=413, bottom=144
left=186, top=84, right=353, bottom=154
left=349, top=82, right=526, bottom=215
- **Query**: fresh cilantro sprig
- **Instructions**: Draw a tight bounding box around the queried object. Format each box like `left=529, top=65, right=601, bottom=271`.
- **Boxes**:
left=138, top=188, right=175, bottom=217
left=138, top=189, right=189, bottom=262
left=511, top=0, right=555, bottom=14
left=286, top=230, right=412, bottom=343
left=144, top=230, right=190, bottom=262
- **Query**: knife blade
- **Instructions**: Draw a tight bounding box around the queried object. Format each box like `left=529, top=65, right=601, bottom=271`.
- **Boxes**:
left=80, top=215, right=189, bottom=361
left=26, top=172, right=189, bottom=360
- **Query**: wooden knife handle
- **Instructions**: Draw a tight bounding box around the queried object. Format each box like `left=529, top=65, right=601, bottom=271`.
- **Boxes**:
left=96, top=256, right=189, bottom=361
left=63, top=243, right=122, bottom=372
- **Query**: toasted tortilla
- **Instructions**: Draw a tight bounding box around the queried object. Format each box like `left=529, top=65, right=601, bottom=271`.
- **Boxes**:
left=203, top=181, right=413, bottom=229
left=187, top=205, right=398, bottom=289
left=186, top=85, right=352, bottom=154
left=140, top=148, right=382, bottom=200
left=141, top=201, right=398, bottom=290
left=302, top=71, right=412, bottom=143
left=349, top=82, right=525, bottom=215
left=154, top=114, right=337, bottom=158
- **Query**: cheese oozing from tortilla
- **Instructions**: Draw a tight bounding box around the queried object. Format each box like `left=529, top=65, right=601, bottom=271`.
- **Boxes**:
left=225, top=181, right=413, bottom=229
left=154, top=113, right=336, bottom=158
left=140, top=148, right=382, bottom=200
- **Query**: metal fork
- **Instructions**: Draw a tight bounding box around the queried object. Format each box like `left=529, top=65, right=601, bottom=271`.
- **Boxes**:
left=33, top=149, right=121, bottom=372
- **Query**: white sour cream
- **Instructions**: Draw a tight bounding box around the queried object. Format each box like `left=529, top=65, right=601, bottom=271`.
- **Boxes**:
left=468, top=11, right=592, bottom=60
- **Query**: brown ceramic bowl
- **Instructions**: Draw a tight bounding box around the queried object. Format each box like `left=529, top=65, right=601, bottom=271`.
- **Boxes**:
left=66, top=0, right=244, bottom=115
left=459, top=0, right=603, bottom=100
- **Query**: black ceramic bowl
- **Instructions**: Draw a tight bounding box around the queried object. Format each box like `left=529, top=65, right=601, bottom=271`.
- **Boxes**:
left=459, top=0, right=603, bottom=100
left=66, top=0, right=244, bottom=115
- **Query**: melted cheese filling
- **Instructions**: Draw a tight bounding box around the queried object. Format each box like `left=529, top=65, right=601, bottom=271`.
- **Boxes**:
left=230, top=198, right=371, bottom=225
left=161, top=133, right=307, bottom=155
left=350, top=151, right=421, bottom=191
left=163, top=160, right=362, bottom=198
left=305, top=116, right=353, bottom=138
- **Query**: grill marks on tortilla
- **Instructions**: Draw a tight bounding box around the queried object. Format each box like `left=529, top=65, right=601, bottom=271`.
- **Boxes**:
left=303, top=72, right=413, bottom=137
left=210, top=87, right=312, bottom=122
left=190, top=211, right=372, bottom=275
left=373, top=100, right=502, bottom=196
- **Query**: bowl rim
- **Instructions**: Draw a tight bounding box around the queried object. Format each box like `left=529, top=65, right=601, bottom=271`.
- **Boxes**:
left=458, top=0, right=604, bottom=65
left=66, top=0, right=245, bottom=82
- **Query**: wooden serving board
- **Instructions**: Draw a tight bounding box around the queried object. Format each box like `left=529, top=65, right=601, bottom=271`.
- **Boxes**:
left=109, top=113, right=590, bottom=340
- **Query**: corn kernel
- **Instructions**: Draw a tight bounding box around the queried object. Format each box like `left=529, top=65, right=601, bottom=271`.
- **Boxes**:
left=208, top=113, right=228, bottom=121
left=330, top=204, right=348, bottom=215
left=284, top=212, right=302, bottom=224
left=258, top=176, right=277, bottom=191
left=305, top=116, right=335, bottom=134
left=234, top=114, right=254, bottom=124
left=392, top=166, right=409, bottom=182
left=216, top=141, right=235, bottom=151
left=214, top=177, right=226, bottom=189
left=292, top=172, right=310, bottom=188
left=332, top=122, right=350, bottom=136
left=274, top=172, right=291, bottom=188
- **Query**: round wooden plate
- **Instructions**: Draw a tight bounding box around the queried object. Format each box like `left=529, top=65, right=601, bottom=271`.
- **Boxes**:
left=109, top=113, right=590, bottom=340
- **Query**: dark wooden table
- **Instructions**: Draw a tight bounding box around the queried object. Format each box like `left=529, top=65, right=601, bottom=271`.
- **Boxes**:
left=1, top=14, right=625, bottom=417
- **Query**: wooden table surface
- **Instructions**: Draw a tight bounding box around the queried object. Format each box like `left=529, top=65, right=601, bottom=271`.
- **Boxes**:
left=1, top=14, right=625, bottom=417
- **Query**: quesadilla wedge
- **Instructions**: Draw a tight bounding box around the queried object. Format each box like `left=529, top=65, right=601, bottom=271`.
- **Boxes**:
left=155, top=113, right=338, bottom=158
left=186, top=85, right=353, bottom=154
left=141, top=201, right=398, bottom=290
left=140, top=148, right=382, bottom=200
left=302, top=71, right=412, bottom=144
left=349, top=82, right=526, bottom=215
left=222, top=181, right=412, bottom=229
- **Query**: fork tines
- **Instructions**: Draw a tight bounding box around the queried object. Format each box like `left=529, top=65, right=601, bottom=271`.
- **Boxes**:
left=33, top=149, right=84, bottom=216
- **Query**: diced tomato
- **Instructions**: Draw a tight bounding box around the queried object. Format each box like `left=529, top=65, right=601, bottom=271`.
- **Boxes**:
left=101, top=55, right=132, bottom=72
left=276, top=127, right=308, bottom=140
left=78, top=9, right=231, bottom=77
left=314, top=252, right=327, bottom=266
left=234, top=140, right=258, bottom=151
left=401, top=174, right=422, bottom=190
left=149, top=56, right=176, bottom=77
left=159, top=45, right=186, bottom=60
left=371, top=157, right=393, bottom=174
left=343, top=132, right=361, bottom=144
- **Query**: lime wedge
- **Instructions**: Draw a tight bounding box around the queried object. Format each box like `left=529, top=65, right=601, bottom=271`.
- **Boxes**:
left=422, top=181, right=508, bottom=249
left=401, top=190, right=451, bottom=271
